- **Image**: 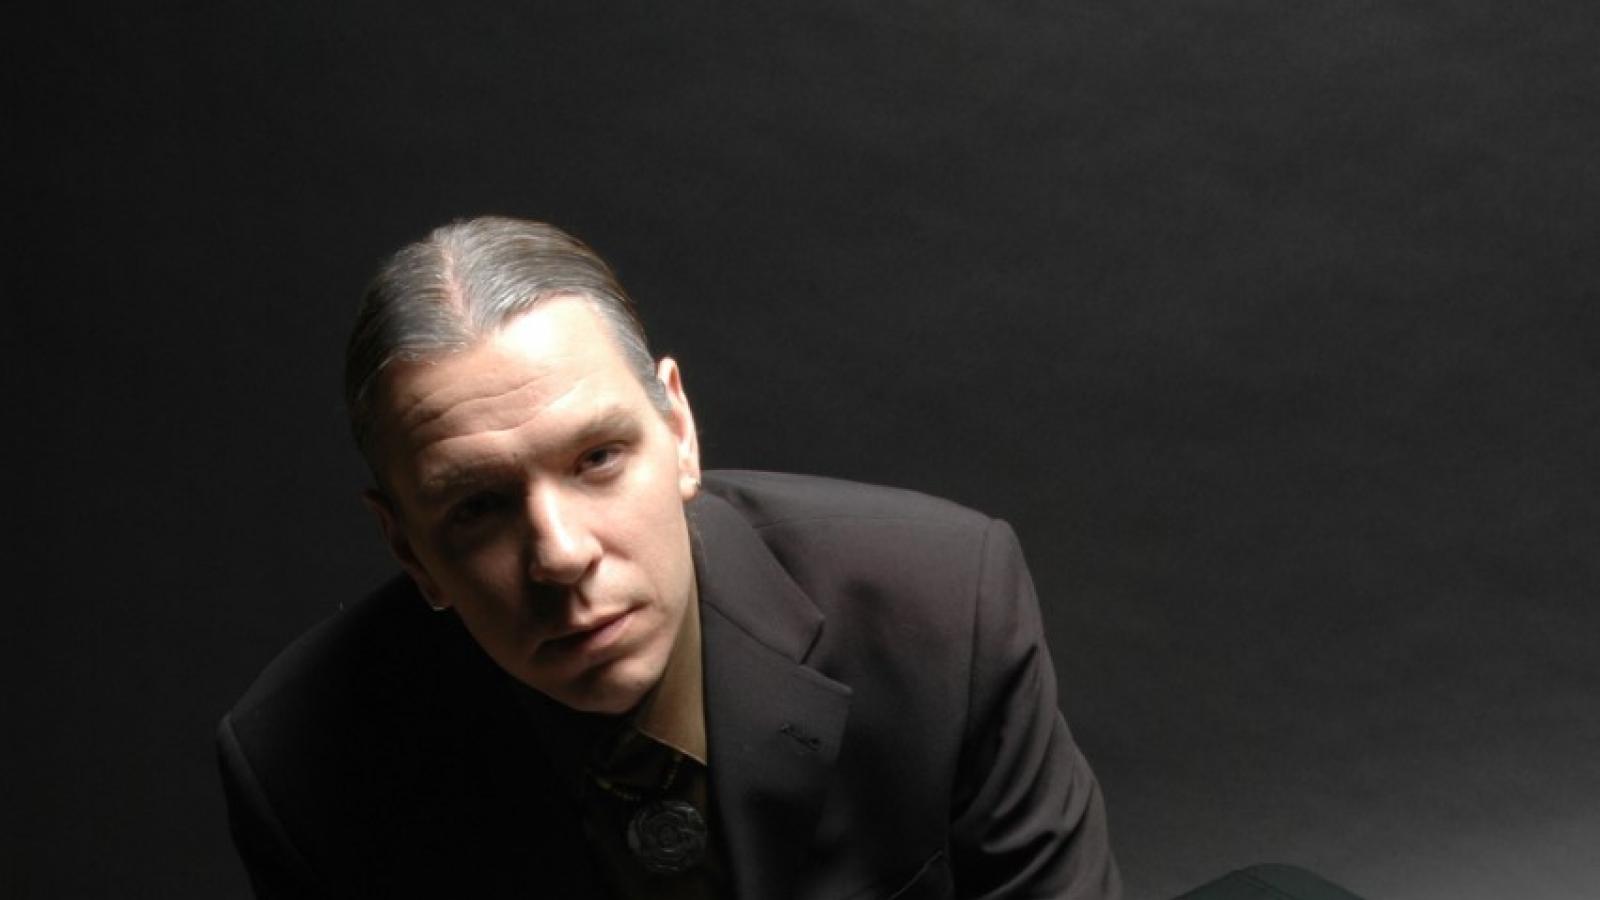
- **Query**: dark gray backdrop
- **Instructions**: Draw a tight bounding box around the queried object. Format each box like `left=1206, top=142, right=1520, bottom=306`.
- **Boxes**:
left=9, top=2, right=1598, bottom=898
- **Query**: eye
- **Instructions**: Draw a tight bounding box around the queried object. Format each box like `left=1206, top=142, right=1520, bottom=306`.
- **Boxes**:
left=448, top=491, right=512, bottom=526
left=577, top=443, right=626, bottom=478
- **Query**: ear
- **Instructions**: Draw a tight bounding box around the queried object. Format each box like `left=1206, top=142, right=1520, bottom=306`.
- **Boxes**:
left=362, top=488, right=450, bottom=611
left=655, top=357, right=701, bottom=500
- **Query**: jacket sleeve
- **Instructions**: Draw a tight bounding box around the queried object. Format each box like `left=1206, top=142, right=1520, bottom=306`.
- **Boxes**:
left=948, top=519, right=1122, bottom=900
left=217, top=714, right=330, bottom=899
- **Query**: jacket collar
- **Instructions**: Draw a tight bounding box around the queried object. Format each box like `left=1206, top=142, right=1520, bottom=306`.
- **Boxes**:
left=689, top=491, right=853, bottom=900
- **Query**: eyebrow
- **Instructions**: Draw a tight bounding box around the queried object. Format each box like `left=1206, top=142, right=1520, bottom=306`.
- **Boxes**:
left=567, top=405, right=644, bottom=453
left=415, top=462, right=516, bottom=508
left=414, top=405, right=645, bottom=506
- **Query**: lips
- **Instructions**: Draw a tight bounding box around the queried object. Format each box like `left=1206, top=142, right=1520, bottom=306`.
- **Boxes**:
left=542, top=609, right=633, bottom=659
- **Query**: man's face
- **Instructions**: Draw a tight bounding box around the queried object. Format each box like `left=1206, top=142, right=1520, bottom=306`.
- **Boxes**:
left=366, top=297, right=701, bottom=714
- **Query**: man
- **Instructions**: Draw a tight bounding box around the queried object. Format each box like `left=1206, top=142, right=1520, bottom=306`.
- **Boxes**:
left=219, top=217, right=1120, bottom=899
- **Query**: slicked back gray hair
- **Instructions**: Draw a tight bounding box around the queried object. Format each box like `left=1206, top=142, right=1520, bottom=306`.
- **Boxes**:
left=345, top=216, right=668, bottom=469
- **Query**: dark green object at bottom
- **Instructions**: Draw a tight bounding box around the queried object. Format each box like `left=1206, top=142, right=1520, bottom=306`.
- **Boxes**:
left=1174, top=864, right=1368, bottom=900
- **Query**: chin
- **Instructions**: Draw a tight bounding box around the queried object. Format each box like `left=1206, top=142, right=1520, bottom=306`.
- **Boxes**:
left=561, top=664, right=660, bottom=715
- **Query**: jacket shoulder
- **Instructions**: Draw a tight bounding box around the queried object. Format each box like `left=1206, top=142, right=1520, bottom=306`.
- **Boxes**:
left=701, top=469, right=991, bottom=533
left=225, top=578, right=465, bottom=727
left=696, top=470, right=1011, bottom=643
left=217, top=580, right=571, bottom=893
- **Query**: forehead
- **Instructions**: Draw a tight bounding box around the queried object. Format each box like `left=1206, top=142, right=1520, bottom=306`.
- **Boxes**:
left=372, top=297, right=648, bottom=483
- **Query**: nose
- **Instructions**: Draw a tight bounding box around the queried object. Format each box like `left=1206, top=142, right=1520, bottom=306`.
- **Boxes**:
left=525, top=485, right=600, bottom=586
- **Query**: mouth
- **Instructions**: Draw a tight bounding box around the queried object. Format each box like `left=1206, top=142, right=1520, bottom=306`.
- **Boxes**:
left=542, top=609, right=634, bottom=659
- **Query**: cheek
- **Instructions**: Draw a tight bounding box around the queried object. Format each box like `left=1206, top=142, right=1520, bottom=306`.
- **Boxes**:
left=635, top=489, right=694, bottom=559
left=649, top=518, right=697, bottom=601
left=615, top=461, right=691, bottom=542
left=431, top=543, right=530, bottom=613
left=606, top=506, right=694, bottom=600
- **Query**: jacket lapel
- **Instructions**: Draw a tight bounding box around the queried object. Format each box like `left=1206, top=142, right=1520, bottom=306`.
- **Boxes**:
left=690, top=493, right=853, bottom=900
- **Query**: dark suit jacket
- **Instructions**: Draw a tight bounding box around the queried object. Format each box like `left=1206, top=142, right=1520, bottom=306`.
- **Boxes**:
left=219, top=471, right=1120, bottom=899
